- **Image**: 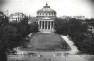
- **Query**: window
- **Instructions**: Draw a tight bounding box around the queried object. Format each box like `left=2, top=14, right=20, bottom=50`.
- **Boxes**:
left=45, top=13, right=47, bottom=16
left=43, top=13, right=44, bottom=15
left=38, top=13, right=39, bottom=15
left=49, top=13, right=50, bottom=15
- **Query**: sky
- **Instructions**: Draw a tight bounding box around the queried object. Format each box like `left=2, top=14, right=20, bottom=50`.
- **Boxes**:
left=2, top=0, right=94, bottom=18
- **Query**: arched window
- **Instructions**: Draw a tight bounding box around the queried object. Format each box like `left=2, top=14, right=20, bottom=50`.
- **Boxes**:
left=51, top=13, right=52, bottom=16
left=43, top=13, right=44, bottom=15
left=40, top=13, right=41, bottom=15
left=52, top=13, right=53, bottom=16
left=44, top=13, right=45, bottom=16
left=46, top=13, right=47, bottom=16
left=53, top=13, right=54, bottom=16
left=49, top=13, right=50, bottom=15
left=38, top=13, right=39, bottom=15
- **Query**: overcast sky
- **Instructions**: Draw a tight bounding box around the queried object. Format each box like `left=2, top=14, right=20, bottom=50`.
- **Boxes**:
left=2, top=0, right=94, bottom=18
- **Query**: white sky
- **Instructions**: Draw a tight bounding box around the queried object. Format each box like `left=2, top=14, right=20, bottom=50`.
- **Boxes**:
left=2, top=0, right=94, bottom=18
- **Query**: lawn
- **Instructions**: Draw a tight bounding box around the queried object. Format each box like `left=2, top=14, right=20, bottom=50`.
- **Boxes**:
left=25, top=33, right=71, bottom=51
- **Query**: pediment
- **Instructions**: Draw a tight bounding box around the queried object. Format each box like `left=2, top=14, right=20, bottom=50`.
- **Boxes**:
left=42, top=17, right=51, bottom=19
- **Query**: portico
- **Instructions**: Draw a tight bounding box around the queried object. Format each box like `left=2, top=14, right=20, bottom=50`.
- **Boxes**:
left=38, top=20, right=54, bottom=30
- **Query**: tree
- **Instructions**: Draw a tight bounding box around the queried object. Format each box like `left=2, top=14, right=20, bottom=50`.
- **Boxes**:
left=67, top=18, right=94, bottom=54
left=67, top=18, right=87, bottom=38
left=54, top=18, right=69, bottom=35
left=8, top=16, right=31, bottom=47
left=54, top=17, right=94, bottom=54
left=0, top=12, right=9, bottom=61
left=0, top=12, right=30, bottom=61
left=1, top=25, right=19, bottom=49
left=29, top=21, right=38, bottom=33
left=9, top=16, right=30, bottom=38
left=0, top=11, right=8, bottom=26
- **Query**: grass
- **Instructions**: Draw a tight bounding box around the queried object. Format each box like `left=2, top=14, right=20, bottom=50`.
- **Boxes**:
left=22, top=33, right=71, bottom=51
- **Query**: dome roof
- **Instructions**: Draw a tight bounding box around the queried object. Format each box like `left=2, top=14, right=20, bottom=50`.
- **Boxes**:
left=37, top=3, right=56, bottom=14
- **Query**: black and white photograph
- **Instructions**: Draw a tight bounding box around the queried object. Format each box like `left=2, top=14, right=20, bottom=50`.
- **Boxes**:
left=0, top=0, right=94, bottom=61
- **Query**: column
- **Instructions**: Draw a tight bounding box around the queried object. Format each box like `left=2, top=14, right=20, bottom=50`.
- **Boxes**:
left=39, top=21, right=41, bottom=29
left=40, top=21, right=41, bottom=29
left=38, top=21, right=40, bottom=29
left=43, top=21, right=44, bottom=29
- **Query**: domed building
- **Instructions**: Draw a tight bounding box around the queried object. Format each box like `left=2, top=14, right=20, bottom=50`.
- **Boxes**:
left=15, top=3, right=79, bottom=55
left=37, top=3, right=56, bottom=33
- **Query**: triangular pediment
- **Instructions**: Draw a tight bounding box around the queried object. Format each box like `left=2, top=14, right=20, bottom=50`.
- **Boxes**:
left=42, top=17, right=51, bottom=19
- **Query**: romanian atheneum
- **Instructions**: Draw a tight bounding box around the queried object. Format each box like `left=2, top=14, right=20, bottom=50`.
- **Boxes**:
left=37, top=3, right=56, bottom=33
left=18, top=3, right=78, bottom=55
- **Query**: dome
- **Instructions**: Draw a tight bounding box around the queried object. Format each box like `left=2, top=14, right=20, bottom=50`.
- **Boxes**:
left=37, top=3, right=56, bottom=15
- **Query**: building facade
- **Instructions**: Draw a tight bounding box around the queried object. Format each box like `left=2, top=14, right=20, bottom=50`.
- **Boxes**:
left=9, top=12, right=26, bottom=22
left=37, top=3, right=56, bottom=33
left=61, top=15, right=85, bottom=20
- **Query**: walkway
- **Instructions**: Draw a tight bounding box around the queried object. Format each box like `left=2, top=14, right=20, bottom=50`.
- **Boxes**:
left=61, top=35, right=79, bottom=54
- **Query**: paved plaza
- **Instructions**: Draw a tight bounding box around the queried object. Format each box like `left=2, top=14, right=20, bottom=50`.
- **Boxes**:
left=8, top=54, right=94, bottom=61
